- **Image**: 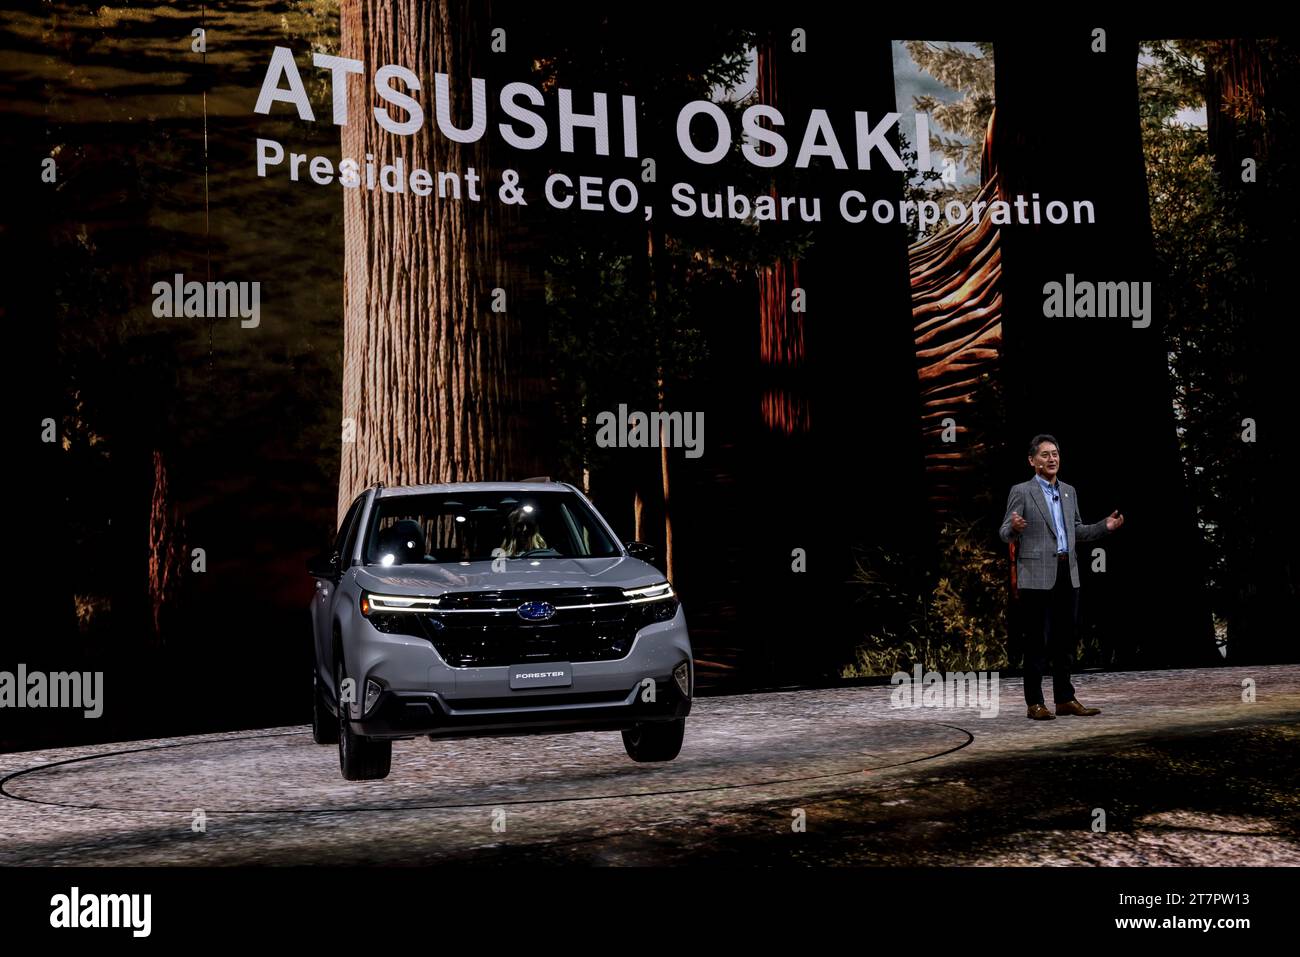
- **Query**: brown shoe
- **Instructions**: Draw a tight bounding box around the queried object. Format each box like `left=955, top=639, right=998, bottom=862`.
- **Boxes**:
left=1055, top=699, right=1101, bottom=716
left=1027, top=703, right=1055, bottom=720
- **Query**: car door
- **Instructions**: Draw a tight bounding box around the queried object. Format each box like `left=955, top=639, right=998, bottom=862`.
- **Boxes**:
left=311, top=492, right=368, bottom=681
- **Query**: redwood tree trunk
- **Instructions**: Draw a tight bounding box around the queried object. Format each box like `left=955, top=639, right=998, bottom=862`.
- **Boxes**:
left=147, top=448, right=184, bottom=643
left=751, top=23, right=922, bottom=680
left=337, top=0, right=536, bottom=518
left=756, top=33, right=810, bottom=438
left=993, top=35, right=1212, bottom=666
left=1201, top=39, right=1300, bottom=659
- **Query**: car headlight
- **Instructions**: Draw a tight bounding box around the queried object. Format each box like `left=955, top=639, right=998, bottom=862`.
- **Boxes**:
left=623, top=581, right=679, bottom=628
left=360, top=592, right=439, bottom=636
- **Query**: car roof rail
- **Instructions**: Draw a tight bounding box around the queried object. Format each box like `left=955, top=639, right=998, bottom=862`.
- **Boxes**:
left=518, top=475, right=552, bottom=483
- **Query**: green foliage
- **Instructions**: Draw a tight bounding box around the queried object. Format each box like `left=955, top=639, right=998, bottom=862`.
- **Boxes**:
left=898, top=129, right=945, bottom=245
left=1138, top=40, right=1206, bottom=124
left=1138, top=41, right=1258, bottom=629
left=542, top=249, right=655, bottom=478
left=532, top=28, right=794, bottom=485
left=280, top=0, right=341, bottom=57
left=6, top=0, right=348, bottom=643
left=844, top=516, right=1009, bottom=676
left=904, top=39, right=995, bottom=224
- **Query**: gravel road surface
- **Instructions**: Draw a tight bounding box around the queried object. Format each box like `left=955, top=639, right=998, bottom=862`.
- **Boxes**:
left=2, top=666, right=1296, bottom=865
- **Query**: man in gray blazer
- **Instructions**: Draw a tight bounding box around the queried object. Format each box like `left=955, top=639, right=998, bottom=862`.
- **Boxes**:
left=1000, top=434, right=1124, bottom=720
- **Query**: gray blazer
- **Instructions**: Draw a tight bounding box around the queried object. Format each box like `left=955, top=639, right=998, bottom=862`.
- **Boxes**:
left=999, top=476, right=1109, bottom=589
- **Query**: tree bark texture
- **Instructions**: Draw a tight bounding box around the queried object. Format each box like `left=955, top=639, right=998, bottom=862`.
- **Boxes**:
left=911, top=165, right=1003, bottom=517
left=337, top=0, right=535, bottom=520
left=755, top=33, right=809, bottom=436
left=147, top=448, right=184, bottom=641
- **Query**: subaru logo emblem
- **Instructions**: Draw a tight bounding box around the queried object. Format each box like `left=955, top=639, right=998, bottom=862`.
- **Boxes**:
left=517, top=601, right=556, bottom=621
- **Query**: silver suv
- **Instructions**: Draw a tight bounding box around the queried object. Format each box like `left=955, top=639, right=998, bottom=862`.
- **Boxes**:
left=308, top=481, right=693, bottom=780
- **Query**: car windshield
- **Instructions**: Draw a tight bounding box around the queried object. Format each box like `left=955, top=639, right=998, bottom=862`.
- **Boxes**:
left=363, top=490, right=622, bottom=565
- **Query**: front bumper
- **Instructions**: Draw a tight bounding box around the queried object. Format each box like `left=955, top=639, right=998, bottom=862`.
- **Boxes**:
left=355, top=675, right=690, bottom=739
left=342, top=608, right=694, bottom=740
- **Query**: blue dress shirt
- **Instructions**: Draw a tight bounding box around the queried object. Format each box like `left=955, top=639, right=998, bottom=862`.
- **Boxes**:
left=1035, top=474, right=1069, bottom=554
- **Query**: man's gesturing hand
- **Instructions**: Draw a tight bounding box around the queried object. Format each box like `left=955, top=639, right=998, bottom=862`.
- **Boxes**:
left=1010, top=511, right=1027, bottom=533
left=1105, top=510, right=1124, bottom=532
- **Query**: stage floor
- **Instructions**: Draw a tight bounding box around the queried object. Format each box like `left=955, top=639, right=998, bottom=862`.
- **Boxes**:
left=2, top=665, right=1297, bottom=865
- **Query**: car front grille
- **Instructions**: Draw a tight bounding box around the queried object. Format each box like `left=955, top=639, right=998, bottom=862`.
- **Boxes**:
left=416, top=588, right=637, bottom=667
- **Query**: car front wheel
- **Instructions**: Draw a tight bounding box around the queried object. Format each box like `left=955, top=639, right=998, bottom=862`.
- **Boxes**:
left=622, top=718, right=685, bottom=762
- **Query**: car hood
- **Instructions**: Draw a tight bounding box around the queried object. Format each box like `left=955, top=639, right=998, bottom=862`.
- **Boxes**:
left=353, top=557, right=664, bottom=595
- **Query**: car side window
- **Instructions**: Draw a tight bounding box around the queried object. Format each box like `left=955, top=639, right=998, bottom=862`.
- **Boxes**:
left=334, top=495, right=366, bottom=562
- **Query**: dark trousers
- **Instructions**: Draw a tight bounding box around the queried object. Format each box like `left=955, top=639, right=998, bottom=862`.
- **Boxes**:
left=1018, top=557, right=1078, bottom=706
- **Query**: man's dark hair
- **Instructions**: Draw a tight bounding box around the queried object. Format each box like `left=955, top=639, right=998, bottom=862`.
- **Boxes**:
left=1028, top=433, right=1059, bottom=456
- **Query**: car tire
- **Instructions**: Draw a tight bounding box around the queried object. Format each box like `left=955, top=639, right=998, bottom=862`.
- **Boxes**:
left=622, top=718, right=685, bottom=762
left=336, top=661, right=391, bottom=780
left=311, top=669, right=338, bottom=745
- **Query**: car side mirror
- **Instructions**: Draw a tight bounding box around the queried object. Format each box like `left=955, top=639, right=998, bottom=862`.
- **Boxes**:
left=307, top=551, right=341, bottom=578
left=625, top=541, right=657, bottom=564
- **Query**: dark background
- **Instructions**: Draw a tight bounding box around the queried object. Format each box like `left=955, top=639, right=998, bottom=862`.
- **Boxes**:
left=1, top=5, right=1294, bottom=751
